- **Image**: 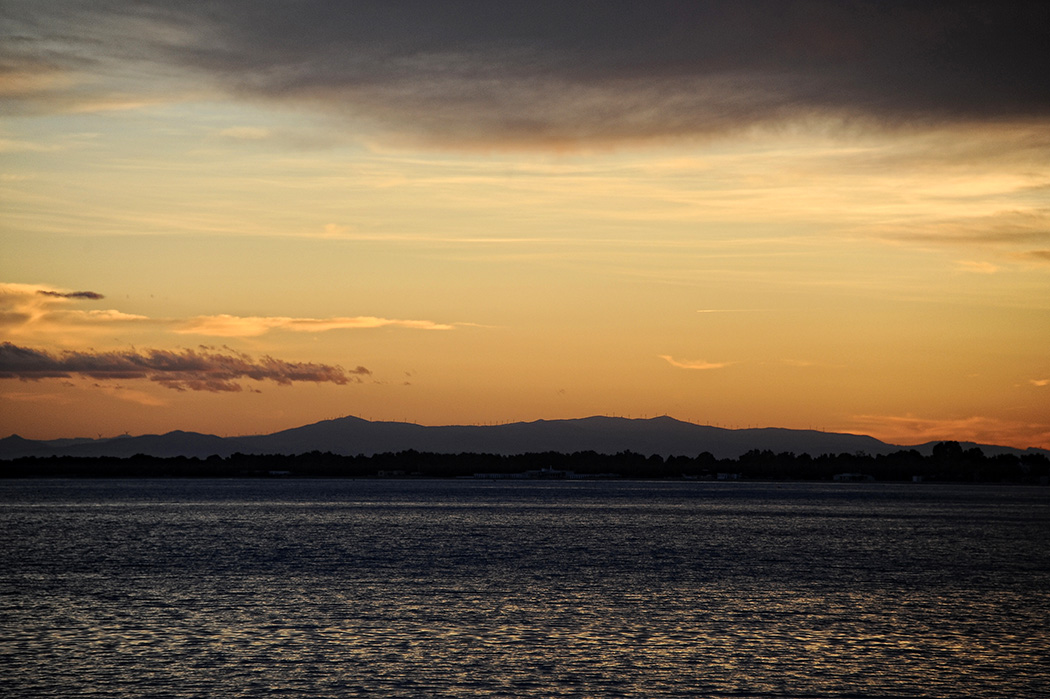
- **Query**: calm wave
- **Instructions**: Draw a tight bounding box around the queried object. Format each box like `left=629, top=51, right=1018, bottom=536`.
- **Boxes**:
left=2, top=479, right=1048, bottom=698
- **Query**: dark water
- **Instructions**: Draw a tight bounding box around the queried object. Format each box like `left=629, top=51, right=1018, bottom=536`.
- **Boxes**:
left=2, top=479, right=1048, bottom=698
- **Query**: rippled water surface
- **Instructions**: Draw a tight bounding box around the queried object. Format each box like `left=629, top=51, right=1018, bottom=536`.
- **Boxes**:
left=2, top=479, right=1048, bottom=697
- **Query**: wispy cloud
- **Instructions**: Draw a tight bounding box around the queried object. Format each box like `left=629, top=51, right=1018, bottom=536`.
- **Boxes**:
left=869, top=207, right=1050, bottom=261
left=1031, top=379, right=1049, bottom=387
left=92, top=384, right=170, bottom=407
left=659, top=355, right=730, bottom=371
left=1, top=390, right=77, bottom=406
left=955, top=260, right=1000, bottom=274
left=0, top=64, right=75, bottom=97
left=0, top=137, right=66, bottom=153
left=878, top=209, right=1050, bottom=248
left=177, top=314, right=454, bottom=337
left=218, top=126, right=272, bottom=140
left=0, top=342, right=366, bottom=393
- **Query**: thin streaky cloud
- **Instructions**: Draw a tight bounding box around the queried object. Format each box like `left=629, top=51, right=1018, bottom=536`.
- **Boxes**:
left=300, top=230, right=568, bottom=244
left=218, top=126, right=272, bottom=140
left=876, top=209, right=1050, bottom=247
left=659, top=355, right=731, bottom=371
left=1031, top=379, right=1049, bottom=387
left=177, top=314, right=455, bottom=337
left=955, top=260, right=1000, bottom=275
left=47, top=309, right=151, bottom=325
left=777, top=359, right=820, bottom=368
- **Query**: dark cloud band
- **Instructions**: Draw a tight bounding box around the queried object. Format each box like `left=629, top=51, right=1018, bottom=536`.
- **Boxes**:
left=0, top=342, right=367, bottom=392
left=4, top=1, right=1048, bottom=146
left=172, top=1, right=1050, bottom=144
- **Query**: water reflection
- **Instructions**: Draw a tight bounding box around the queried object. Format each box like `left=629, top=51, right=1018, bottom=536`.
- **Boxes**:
left=2, top=480, right=1048, bottom=697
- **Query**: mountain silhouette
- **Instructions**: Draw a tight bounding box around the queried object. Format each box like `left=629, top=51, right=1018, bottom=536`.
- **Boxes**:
left=3, top=415, right=1046, bottom=461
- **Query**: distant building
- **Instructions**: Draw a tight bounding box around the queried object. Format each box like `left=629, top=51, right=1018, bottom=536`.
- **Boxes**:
left=833, top=472, right=875, bottom=482
left=526, top=467, right=569, bottom=479
left=717, top=472, right=741, bottom=480
left=473, top=468, right=619, bottom=480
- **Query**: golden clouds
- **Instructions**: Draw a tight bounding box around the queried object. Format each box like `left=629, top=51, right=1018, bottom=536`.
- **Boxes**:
left=0, top=282, right=456, bottom=397
left=0, top=284, right=149, bottom=344
left=1, top=283, right=455, bottom=342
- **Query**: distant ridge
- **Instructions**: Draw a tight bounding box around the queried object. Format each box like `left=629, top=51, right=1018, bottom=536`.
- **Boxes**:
left=2, top=415, right=1047, bottom=461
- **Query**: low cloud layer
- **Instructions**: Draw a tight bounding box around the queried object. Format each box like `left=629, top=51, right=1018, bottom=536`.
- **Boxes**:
left=849, top=413, right=1050, bottom=450
left=4, top=2, right=1048, bottom=146
left=0, top=342, right=365, bottom=392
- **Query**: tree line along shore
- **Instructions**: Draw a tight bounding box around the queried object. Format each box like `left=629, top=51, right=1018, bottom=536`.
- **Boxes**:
left=2, top=441, right=1048, bottom=483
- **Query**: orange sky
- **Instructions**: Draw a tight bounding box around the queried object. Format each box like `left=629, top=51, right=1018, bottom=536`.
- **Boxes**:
left=2, top=2, right=1048, bottom=449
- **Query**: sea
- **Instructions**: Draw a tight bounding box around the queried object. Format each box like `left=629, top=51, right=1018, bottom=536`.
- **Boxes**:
left=1, top=479, right=1048, bottom=698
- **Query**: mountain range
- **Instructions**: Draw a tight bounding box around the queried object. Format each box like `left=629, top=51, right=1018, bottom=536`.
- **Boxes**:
left=2, top=415, right=1047, bottom=461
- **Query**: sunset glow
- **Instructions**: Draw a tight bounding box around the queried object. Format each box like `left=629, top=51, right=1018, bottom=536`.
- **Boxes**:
left=2, top=2, right=1048, bottom=448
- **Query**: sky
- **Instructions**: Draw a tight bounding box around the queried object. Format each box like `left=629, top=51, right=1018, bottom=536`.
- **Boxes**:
left=2, top=1, right=1049, bottom=448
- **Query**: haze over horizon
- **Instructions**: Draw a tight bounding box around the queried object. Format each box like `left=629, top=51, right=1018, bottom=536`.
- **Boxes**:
left=2, top=2, right=1049, bottom=449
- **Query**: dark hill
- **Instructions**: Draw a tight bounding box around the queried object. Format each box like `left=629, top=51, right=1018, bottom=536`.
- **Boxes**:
left=2, top=415, right=1046, bottom=461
